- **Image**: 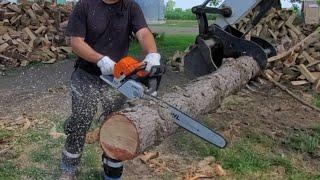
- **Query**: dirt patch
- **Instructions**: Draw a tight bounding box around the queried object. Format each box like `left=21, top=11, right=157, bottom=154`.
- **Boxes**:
left=0, top=60, right=74, bottom=118
left=0, top=59, right=190, bottom=119
left=215, top=85, right=319, bottom=139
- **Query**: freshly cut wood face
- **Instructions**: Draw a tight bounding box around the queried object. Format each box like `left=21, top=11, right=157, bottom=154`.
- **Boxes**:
left=100, top=115, right=139, bottom=161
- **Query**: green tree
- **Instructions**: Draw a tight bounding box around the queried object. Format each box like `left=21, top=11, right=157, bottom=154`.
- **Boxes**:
left=166, top=0, right=175, bottom=11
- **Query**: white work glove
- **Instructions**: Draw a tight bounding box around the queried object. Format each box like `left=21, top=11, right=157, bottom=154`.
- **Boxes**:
left=143, top=53, right=161, bottom=72
left=97, top=56, right=116, bottom=75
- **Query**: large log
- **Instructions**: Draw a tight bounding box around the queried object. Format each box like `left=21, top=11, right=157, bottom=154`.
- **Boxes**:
left=100, top=56, right=261, bottom=161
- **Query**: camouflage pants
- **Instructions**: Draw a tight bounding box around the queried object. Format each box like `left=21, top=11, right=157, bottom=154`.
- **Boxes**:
left=61, top=68, right=126, bottom=173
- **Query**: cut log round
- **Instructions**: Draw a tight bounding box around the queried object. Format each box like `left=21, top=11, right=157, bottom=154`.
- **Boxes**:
left=100, top=115, right=139, bottom=160
left=100, top=56, right=261, bottom=161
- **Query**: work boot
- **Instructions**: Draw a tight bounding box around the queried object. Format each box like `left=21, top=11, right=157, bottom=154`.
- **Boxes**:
left=60, top=149, right=81, bottom=180
left=59, top=172, right=76, bottom=180
left=102, top=154, right=123, bottom=180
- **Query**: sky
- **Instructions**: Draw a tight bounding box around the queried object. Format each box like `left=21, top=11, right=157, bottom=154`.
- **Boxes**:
left=164, top=0, right=297, bottom=10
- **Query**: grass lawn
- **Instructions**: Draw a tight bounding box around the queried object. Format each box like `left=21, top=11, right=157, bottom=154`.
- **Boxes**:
left=129, top=34, right=196, bottom=61
left=2, top=115, right=319, bottom=179
left=150, top=20, right=198, bottom=27
left=174, top=129, right=320, bottom=179
left=149, top=20, right=199, bottom=35
left=150, top=20, right=216, bottom=28
left=174, top=104, right=320, bottom=179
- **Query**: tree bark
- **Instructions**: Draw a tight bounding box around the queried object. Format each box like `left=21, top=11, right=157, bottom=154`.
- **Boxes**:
left=100, top=56, right=261, bottom=161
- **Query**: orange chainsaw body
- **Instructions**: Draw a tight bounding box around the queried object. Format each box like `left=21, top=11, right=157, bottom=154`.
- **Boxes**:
left=113, top=56, right=148, bottom=79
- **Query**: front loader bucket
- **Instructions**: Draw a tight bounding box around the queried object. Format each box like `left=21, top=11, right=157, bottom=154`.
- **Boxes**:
left=224, top=25, right=277, bottom=58
left=184, top=37, right=224, bottom=78
left=184, top=25, right=273, bottom=78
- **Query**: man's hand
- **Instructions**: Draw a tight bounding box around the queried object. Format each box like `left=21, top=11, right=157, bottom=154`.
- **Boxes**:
left=136, top=28, right=160, bottom=71
left=143, top=53, right=161, bottom=72
left=97, top=56, right=116, bottom=75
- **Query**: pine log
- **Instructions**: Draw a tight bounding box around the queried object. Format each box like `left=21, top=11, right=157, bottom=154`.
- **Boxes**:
left=100, top=56, right=261, bottom=161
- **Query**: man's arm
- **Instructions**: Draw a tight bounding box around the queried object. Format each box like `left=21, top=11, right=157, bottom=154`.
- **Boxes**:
left=71, top=36, right=115, bottom=75
left=135, top=27, right=157, bottom=54
left=67, top=1, right=114, bottom=75
left=66, top=1, right=103, bottom=63
left=135, top=27, right=161, bottom=72
left=70, top=37, right=103, bottom=63
left=130, top=1, right=158, bottom=62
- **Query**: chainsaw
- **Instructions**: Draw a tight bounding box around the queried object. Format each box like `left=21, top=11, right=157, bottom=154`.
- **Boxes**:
left=100, top=56, right=227, bottom=148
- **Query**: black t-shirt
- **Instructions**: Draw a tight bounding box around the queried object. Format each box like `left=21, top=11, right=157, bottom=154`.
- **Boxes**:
left=66, top=0, right=148, bottom=76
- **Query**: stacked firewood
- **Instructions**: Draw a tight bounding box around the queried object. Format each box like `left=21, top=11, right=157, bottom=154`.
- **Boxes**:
left=236, top=9, right=309, bottom=46
left=237, top=8, right=320, bottom=92
left=0, top=0, right=73, bottom=72
left=267, top=28, right=320, bottom=92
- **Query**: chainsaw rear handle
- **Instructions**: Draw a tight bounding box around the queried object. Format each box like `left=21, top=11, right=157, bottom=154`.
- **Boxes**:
left=148, top=65, right=166, bottom=77
left=123, top=62, right=146, bottom=79
left=144, top=65, right=166, bottom=95
left=145, top=78, right=158, bottom=95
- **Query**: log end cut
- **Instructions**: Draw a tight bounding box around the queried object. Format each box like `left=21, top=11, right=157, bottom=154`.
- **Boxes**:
left=100, top=115, right=139, bottom=161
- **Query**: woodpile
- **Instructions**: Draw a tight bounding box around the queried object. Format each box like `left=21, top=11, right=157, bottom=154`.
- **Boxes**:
left=236, top=8, right=306, bottom=45
left=267, top=29, right=320, bottom=91
left=0, top=0, right=73, bottom=72
left=237, top=8, right=320, bottom=92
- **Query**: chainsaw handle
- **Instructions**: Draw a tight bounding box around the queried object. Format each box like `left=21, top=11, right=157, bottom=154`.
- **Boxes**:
left=145, top=77, right=158, bottom=95
left=123, top=62, right=146, bottom=80
left=144, top=65, right=166, bottom=95
left=137, top=62, right=147, bottom=71
left=133, top=62, right=147, bottom=73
